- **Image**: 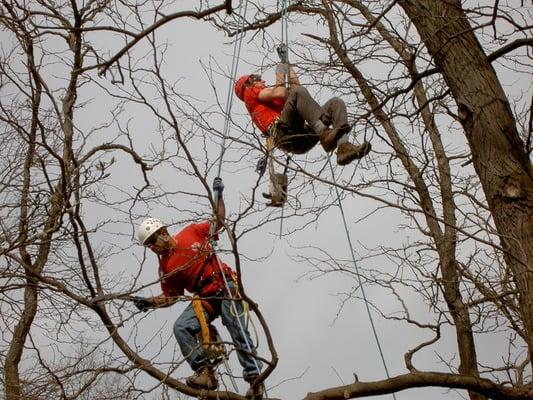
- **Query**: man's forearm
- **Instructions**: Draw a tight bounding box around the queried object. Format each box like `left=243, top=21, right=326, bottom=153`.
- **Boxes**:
left=275, top=70, right=286, bottom=87
left=276, top=65, right=299, bottom=89
left=288, top=65, right=299, bottom=87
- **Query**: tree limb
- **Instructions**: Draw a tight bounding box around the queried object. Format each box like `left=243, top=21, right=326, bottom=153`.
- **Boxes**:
left=98, top=3, right=231, bottom=76
left=303, top=371, right=533, bottom=400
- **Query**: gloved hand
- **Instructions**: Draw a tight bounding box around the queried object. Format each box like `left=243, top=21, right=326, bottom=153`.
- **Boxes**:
left=277, top=44, right=289, bottom=63
left=255, top=155, right=267, bottom=176
left=275, top=62, right=290, bottom=75
left=212, top=177, right=224, bottom=195
left=131, top=296, right=153, bottom=312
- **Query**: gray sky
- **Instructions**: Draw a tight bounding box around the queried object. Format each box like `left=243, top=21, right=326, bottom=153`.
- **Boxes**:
left=95, top=6, right=461, bottom=400
left=86, top=2, right=530, bottom=399
left=6, top=1, right=531, bottom=399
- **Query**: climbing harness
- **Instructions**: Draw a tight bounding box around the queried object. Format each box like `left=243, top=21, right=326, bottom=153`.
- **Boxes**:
left=192, top=296, right=239, bottom=391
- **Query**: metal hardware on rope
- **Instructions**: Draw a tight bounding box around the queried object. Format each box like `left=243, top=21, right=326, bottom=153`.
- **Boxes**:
left=326, top=156, right=397, bottom=400
left=279, top=0, right=290, bottom=76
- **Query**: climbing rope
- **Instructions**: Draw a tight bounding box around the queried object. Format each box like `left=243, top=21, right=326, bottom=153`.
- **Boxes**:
left=327, top=157, right=397, bottom=400
left=278, top=1, right=394, bottom=387
left=216, top=0, right=250, bottom=178
left=276, top=0, right=291, bottom=233
left=280, top=0, right=289, bottom=87
left=206, top=0, right=268, bottom=395
left=211, top=1, right=394, bottom=395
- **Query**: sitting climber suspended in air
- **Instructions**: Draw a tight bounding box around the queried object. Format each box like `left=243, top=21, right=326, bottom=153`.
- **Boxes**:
left=234, top=45, right=371, bottom=205
left=134, top=178, right=264, bottom=399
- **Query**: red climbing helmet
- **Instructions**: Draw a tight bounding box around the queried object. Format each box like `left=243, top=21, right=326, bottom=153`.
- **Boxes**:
left=234, top=75, right=250, bottom=100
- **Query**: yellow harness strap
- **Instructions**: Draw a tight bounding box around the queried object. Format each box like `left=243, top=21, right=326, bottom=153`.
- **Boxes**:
left=192, top=296, right=211, bottom=350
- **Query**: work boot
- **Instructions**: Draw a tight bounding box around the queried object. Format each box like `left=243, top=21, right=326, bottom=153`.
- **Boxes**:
left=262, top=192, right=284, bottom=207
left=186, top=366, right=218, bottom=390
left=336, top=141, right=372, bottom=165
left=319, top=128, right=346, bottom=152
left=245, top=375, right=265, bottom=400
left=262, top=172, right=287, bottom=207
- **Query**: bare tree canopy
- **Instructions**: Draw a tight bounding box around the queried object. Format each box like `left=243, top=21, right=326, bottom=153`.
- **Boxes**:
left=0, top=1, right=531, bottom=400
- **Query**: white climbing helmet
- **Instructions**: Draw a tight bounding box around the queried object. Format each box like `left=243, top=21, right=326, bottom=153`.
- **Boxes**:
left=138, top=217, right=165, bottom=245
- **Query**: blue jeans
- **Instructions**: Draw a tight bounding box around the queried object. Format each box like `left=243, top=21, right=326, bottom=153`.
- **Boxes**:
left=173, top=283, right=262, bottom=379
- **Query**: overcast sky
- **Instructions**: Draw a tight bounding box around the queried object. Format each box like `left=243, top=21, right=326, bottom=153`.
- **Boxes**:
left=10, top=1, right=530, bottom=399
left=99, top=6, right=465, bottom=400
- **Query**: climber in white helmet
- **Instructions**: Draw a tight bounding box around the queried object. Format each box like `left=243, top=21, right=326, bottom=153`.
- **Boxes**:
left=134, top=178, right=264, bottom=399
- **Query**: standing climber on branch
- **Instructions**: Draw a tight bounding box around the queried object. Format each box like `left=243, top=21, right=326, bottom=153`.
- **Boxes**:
left=134, top=178, right=264, bottom=399
left=234, top=44, right=371, bottom=165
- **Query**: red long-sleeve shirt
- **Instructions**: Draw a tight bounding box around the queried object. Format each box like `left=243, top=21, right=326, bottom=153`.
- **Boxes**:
left=158, top=221, right=234, bottom=297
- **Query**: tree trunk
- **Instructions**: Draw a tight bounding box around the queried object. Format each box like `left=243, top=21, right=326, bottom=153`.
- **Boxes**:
left=4, top=281, right=38, bottom=400
left=321, top=4, right=486, bottom=397
left=398, top=0, right=533, bottom=366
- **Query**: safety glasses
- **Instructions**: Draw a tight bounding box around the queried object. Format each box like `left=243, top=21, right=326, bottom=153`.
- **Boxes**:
left=145, top=230, right=163, bottom=247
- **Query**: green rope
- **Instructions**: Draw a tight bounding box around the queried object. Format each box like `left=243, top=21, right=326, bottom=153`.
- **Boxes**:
left=327, top=157, right=397, bottom=400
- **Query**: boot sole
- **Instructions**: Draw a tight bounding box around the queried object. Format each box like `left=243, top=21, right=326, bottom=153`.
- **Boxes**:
left=337, top=142, right=371, bottom=165
left=321, top=128, right=348, bottom=152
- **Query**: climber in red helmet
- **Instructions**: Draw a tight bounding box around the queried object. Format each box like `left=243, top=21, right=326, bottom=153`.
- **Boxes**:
left=234, top=45, right=371, bottom=165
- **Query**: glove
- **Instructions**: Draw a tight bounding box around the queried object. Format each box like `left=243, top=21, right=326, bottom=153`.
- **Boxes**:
left=131, top=296, right=153, bottom=312
left=212, top=177, right=224, bottom=195
left=277, top=44, right=289, bottom=63
left=255, top=155, right=267, bottom=175
left=275, top=62, right=290, bottom=75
